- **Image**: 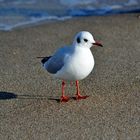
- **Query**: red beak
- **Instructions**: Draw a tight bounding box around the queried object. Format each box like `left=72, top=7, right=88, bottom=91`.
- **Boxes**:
left=93, top=41, right=103, bottom=47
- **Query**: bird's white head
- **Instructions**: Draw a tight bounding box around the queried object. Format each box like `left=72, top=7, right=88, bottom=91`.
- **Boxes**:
left=73, top=31, right=103, bottom=48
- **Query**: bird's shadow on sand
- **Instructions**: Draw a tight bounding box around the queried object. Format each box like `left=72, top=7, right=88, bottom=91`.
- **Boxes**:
left=0, top=91, right=61, bottom=102
left=0, top=91, right=17, bottom=100
left=48, top=98, right=61, bottom=102
left=0, top=91, right=82, bottom=103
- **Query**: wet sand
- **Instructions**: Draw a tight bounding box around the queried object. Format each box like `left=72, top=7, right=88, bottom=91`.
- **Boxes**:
left=0, top=14, right=140, bottom=140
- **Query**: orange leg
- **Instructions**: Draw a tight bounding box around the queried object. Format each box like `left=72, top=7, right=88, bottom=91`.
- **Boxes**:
left=75, top=80, right=89, bottom=100
left=60, top=80, right=69, bottom=102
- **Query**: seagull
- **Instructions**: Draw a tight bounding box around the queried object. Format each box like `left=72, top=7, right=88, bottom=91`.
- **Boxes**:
left=41, top=31, right=103, bottom=102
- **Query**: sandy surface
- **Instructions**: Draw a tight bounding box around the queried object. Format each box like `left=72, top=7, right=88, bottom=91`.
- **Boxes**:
left=0, top=14, right=140, bottom=140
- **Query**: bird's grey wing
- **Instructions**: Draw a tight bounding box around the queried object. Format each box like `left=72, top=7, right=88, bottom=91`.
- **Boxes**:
left=44, top=47, right=70, bottom=74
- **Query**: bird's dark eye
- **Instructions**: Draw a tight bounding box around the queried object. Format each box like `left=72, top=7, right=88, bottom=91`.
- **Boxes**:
left=77, top=37, right=80, bottom=43
left=84, top=39, right=88, bottom=42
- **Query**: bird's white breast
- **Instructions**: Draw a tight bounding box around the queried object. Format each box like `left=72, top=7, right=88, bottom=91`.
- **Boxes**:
left=54, top=47, right=94, bottom=81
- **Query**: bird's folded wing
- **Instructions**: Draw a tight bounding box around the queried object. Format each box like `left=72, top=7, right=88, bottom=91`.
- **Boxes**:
left=44, top=47, right=69, bottom=74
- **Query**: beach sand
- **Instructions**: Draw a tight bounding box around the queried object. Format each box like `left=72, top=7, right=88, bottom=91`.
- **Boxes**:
left=0, top=14, right=140, bottom=140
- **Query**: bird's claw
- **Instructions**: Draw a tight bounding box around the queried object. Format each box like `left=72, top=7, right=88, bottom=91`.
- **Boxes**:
left=60, top=96, right=70, bottom=102
left=76, top=95, right=89, bottom=100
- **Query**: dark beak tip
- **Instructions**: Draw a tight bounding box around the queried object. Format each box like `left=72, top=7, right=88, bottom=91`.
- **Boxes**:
left=93, top=42, right=103, bottom=47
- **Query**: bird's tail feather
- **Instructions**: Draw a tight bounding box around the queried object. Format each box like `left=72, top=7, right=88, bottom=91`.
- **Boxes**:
left=39, top=56, right=52, bottom=65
